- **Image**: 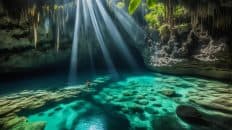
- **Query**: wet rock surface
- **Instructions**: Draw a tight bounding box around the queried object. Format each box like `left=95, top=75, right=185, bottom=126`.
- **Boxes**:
left=176, top=105, right=232, bottom=130
left=159, top=88, right=181, bottom=97
left=0, top=88, right=82, bottom=130
left=152, top=115, right=187, bottom=130
left=0, top=76, right=111, bottom=130
left=176, top=105, right=209, bottom=126
left=0, top=73, right=232, bottom=130
left=144, top=25, right=232, bottom=80
left=0, top=10, right=72, bottom=74
left=187, top=84, right=232, bottom=114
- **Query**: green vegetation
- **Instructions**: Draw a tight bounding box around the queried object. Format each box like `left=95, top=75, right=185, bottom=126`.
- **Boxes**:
left=145, top=3, right=165, bottom=28
left=128, top=0, right=187, bottom=30
left=128, top=0, right=142, bottom=14
left=158, top=24, right=170, bottom=37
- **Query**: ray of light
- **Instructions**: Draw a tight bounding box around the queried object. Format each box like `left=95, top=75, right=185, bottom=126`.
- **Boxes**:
left=86, top=0, right=118, bottom=77
left=95, top=0, right=138, bottom=70
left=68, top=0, right=81, bottom=85
left=111, top=3, right=145, bottom=45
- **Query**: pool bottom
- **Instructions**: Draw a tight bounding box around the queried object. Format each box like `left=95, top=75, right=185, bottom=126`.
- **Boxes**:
left=1, top=72, right=231, bottom=130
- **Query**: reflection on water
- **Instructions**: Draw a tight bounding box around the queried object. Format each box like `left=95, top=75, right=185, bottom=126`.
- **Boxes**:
left=76, top=115, right=105, bottom=130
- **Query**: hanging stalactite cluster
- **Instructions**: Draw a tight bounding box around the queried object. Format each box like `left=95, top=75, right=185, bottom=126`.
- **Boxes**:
left=180, top=0, right=232, bottom=35
left=0, top=0, right=75, bottom=50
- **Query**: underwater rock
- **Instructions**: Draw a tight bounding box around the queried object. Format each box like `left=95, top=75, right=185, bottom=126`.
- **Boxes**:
left=129, top=105, right=144, bottom=114
left=148, top=96, right=156, bottom=101
left=2, top=116, right=27, bottom=129
left=25, top=121, right=46, bottom=130
left=135, top=99, right=149, bottom=105
left=145, top=107, right=158, bottom=115
left=117, top=96, right=133, bottom=102
left=54, top=106, right=62, bottom=112
left=176, top=105, right=232, bottom=129
left=134, top=126, right=147, bottom=130
left=152, top=103, right=162, bottom=107
left=0, top=81, right=101, bottom=130
left=159, top=89, right=178, bottom=97
left=122, top=91, right=133, bottom=96
left=121, top=107, right=130, bottom=114
left=176, top=105, right=209, bottom=126
left=137, top=113, right=147, bottom=121
left=0, top=115, right=46, bottom=130
left=188, top=84, right=232, bottom=114
left=13, top=121, right=46, bottom=130
left=136, top=95, right=146, bottom=99
left=151, top=115, right=186, bottom=130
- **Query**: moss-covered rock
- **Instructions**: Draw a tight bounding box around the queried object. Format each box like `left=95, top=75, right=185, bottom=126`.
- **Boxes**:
left=158, top=24, right=170, bottom=43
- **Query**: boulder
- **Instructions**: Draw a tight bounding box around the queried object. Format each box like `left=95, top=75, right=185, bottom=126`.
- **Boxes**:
left=176, top=105, right=209, bottom=126
left=176, top=105, right=232, bottom=129
left=159, top=89, right=180, bottom=97
left=151, top=115, right=186, bottom=130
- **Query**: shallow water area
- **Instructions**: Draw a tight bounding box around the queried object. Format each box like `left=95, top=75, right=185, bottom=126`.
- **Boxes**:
left=1, top=71, right=230, bottom=130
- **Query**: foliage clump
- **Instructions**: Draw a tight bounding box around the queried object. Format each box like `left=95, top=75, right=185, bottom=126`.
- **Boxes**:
left=145, top=3, right=165, bottom=28
left=128, top=0, right=188, bottom=29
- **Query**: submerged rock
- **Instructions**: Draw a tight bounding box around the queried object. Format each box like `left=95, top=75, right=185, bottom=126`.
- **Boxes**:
left=2, top=116, right=27, bottom=129
left=187, top=84, right=232, bottom=114
left=151, top=115, right=186, bottom=130
left=145, top=107, right=158, bottom=115
left=122, top=91, right=133, bottom=96
left=152, top=103, right=162, bottom=107
left=136, top=95, right=146, bottom=100
left=176, top=105, right=209, bottom=126
left=176, top=105, right=232, bottom=129
left=135, top=99, right=149, bottom=105
left=129, top=105, right=144, bottom=114
left=0, top=115, right=46, bottom=130
left=13, top=121, right=46, bottom=130
left=159, top=89, right=180, bottom=97
left=0, top=77, right=108, bottom=130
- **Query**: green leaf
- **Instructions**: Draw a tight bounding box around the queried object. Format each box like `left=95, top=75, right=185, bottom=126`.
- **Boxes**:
left=128, top=0, right=142, bottom=15
left=147, top=0, right=157, bottom=8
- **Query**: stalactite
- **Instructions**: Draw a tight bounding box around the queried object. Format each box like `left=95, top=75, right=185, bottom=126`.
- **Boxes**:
left=56, top=26, right=60, bottom=53
left=33, top=22, right=38, bottom=49
left=181, top=0, right=232, bottom=34
left=37, top=12, right=40, bottom=23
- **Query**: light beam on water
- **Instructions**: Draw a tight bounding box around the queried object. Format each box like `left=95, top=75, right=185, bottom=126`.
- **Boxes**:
left=68, top=0, right=81, bottom=85
left=112, top=4, right=144, bottom=43
left=95, top=0, right=138, bottom=69
left=86, top=0, right=118, bottom=77
left=82, top=0, right=95, bottom=73
left=68, top=0, right=145, bottom=82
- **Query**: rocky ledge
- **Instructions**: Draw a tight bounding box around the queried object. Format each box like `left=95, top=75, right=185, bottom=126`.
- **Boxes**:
left=175, top=81, right=232, bottom=130
left=187, top=83, right=232, bottom=114
left=0, top=76, right=111, bottom=130
left=0, top=88, right=83, bottom=130
left=143, top=25, right=232, bottom=81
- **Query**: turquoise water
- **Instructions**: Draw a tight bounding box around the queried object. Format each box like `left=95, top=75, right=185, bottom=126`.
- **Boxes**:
left=20, top=72, right=231, bottom=130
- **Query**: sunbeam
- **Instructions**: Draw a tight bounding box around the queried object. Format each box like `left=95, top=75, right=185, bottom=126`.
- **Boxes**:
left=111, top=3, right=145, bottom=45
left=68, top=0, right=81, bottom=85
left=95, top=0, right=139, bottom=70
left=86, top=0, right=118, bottom=77
left=68, top=0, right=147, bottom=82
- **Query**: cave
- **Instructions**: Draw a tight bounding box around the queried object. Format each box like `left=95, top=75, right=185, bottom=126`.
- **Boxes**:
left=0, top=0, right=231, bottom=130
